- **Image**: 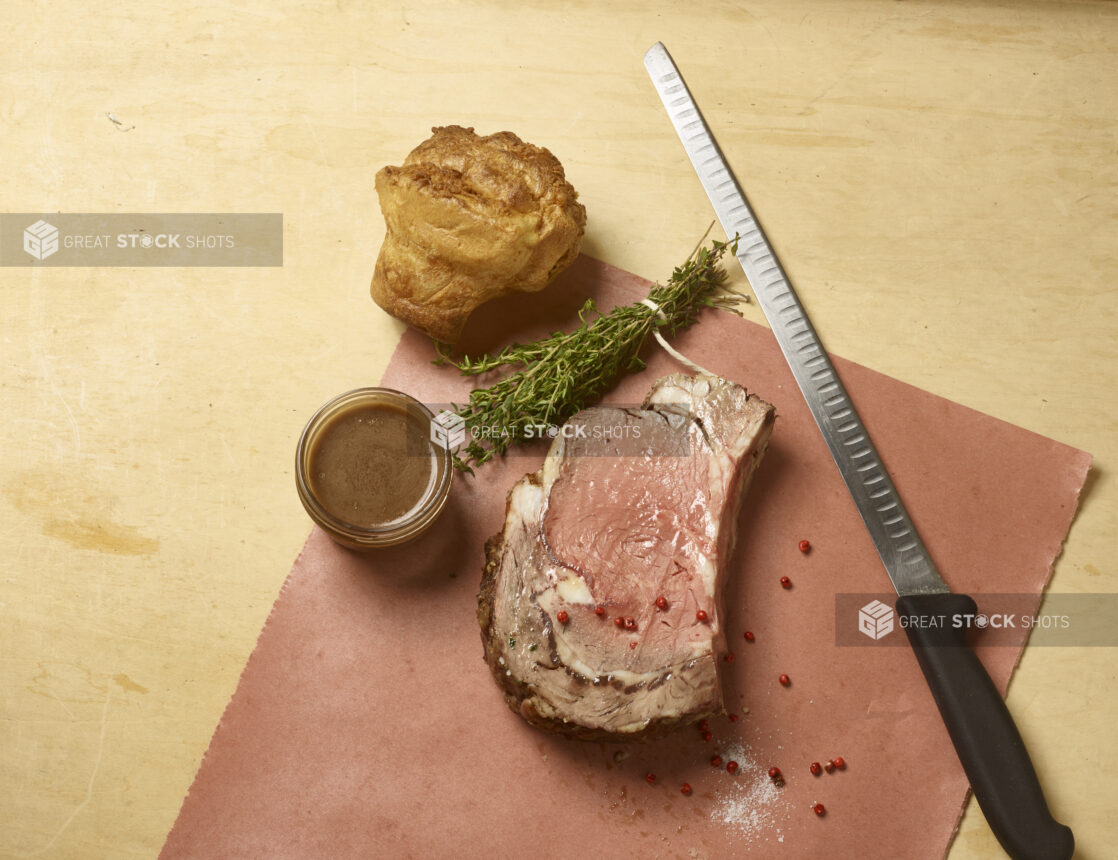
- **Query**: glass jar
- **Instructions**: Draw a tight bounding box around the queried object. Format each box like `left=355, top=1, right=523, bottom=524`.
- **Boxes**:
left=295, top=387, right=452, bottom=549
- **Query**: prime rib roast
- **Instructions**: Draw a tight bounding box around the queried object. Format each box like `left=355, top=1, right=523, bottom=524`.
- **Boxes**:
left=479, top=373, right=776, bottom=740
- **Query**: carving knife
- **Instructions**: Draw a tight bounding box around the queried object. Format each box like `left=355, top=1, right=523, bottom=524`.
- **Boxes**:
left=645, top=42, right=1073, bottom=860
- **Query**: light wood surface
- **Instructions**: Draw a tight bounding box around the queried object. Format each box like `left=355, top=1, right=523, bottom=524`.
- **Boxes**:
left=2, top=2, right=1114, bottom=857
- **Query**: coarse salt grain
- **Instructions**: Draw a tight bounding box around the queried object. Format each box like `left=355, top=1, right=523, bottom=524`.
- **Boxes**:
left=710, top=741, right=789, bottom=842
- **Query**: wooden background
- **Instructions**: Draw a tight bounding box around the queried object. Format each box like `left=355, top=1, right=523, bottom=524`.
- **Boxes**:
left=2, top=2, right=1114, bottom=857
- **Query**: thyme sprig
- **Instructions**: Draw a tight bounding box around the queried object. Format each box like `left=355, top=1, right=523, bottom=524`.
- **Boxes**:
left=434, top=235, right=744, bottom=472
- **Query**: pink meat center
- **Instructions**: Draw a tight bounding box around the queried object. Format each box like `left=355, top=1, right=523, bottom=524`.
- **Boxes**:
left=542, top=415, right=718, bottom=663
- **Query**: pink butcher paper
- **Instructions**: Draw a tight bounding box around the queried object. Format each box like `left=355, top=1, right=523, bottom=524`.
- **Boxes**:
left=161, top=255, right=1091, bottom=859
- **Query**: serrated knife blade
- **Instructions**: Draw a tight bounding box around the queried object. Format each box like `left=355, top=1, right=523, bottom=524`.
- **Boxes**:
left=644, top=42, right=946, bottom=598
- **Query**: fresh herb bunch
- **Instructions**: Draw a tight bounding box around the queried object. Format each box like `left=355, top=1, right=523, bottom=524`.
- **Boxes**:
left=435, top=236, right=744, bottom=472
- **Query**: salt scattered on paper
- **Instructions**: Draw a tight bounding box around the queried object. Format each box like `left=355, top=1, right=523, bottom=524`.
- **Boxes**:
left=710, top=741, right=789, bottom=843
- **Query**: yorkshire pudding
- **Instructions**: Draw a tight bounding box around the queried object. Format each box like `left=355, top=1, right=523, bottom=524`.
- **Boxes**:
left=371, top=126, right=586, bottom=343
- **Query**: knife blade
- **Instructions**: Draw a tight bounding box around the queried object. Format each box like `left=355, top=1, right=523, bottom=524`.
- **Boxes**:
left=645, top=41, right=1073, bottom=860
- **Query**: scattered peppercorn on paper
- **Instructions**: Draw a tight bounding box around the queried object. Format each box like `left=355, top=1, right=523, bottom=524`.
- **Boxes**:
left=161, top=256, right=1091, bottom=859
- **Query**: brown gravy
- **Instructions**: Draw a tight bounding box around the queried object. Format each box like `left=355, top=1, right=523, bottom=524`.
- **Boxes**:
left=308, top=402, right=435, bottom=527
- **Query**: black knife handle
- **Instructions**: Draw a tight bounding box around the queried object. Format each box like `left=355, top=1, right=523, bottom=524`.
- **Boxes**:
left=896, top=593, right=1074, bottom=860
